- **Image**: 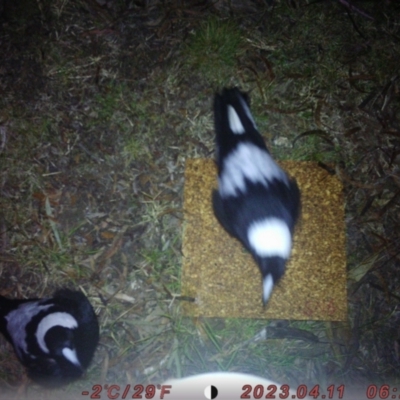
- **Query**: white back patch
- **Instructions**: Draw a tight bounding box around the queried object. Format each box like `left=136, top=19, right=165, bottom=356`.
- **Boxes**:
left=248, top=218, right=292, bottom=258
left=263, top=274, right=274, bottom=304
left=36, top=312, right=78, bottom=354
left=5, top=302, right=52, bottom=359
left=228, top=105, right=245, bottom=134
left=219, top=142, right=288, bottom=197
left=62, top=347, right=81, bottom=366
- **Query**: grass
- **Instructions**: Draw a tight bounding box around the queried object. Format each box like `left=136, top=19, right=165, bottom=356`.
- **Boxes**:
left=184, top=16, right=244, bottom=85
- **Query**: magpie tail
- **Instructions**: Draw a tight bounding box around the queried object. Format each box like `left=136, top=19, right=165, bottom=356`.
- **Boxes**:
left=0, top=295, right=16, bottom=342
left=0, top=295, right=37, bottom=314
left=0, top=295, right=16, bottom=318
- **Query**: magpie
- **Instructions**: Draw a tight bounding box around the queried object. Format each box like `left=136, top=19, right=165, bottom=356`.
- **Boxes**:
left=0, top=288, right=99, bottom=387
left=212, top=87, right=301, bottom=305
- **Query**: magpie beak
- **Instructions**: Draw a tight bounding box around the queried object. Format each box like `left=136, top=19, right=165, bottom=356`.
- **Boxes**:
left=62, top=347, right=82, bottom=369
left=213, top=88, right=301, bottom=305
left=258, top=257, right=286, bottom=306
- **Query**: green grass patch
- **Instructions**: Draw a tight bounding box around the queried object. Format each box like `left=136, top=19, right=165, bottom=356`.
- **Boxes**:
left=184, top=16, right=244, bottom=84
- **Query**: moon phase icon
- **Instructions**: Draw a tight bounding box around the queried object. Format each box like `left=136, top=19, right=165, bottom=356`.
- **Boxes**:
left=204, top=385, right=218, bottom=399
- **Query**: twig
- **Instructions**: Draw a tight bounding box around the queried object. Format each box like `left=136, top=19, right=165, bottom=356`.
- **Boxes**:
left=0, top=126, right=7, bottom=154
left=337, top=0, right=374, bottom=21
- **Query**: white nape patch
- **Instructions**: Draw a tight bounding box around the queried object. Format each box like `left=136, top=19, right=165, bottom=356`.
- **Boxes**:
left=228, top=105, right=245, bottom=134
left=36, top=312, right=78, bottom=354
left=219, top=142, right=288, bottom=197
left=263, top=274, right=274, bottom=304
left=5, top=302, right=52, bottom=359
left=248, top=218, right=292, bottom=258
left=62, top=347, right=81, bottom=367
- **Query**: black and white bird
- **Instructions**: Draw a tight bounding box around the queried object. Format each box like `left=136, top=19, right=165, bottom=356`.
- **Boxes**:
left=0, top=288, right=99, bottom=387
left=212, top=87, right=301, bottom=305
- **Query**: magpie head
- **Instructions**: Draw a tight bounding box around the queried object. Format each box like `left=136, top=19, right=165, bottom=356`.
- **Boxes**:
left=44, top=325, right=82, bottom=370
left=25, top=325, right=83, bottom=386
left=257, top=256, right=286, bottom=305
left=30, top=311, right=85, bottom=384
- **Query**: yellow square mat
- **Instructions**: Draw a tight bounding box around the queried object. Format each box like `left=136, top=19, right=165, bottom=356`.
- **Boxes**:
left=181, top=159, right=347, bottom=321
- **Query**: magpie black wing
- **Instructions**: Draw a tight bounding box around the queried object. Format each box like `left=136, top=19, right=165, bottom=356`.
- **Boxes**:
left=0, top=295, right=39, bottom=345
left=288, top=178, right=301, bottom=227
left=212, top=190, right=237, bottom=238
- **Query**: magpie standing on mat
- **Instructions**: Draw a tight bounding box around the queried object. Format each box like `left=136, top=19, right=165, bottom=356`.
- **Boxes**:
left=0, top=288, right=99, bottom=387
left=212, top=87, right=301, bottom=305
